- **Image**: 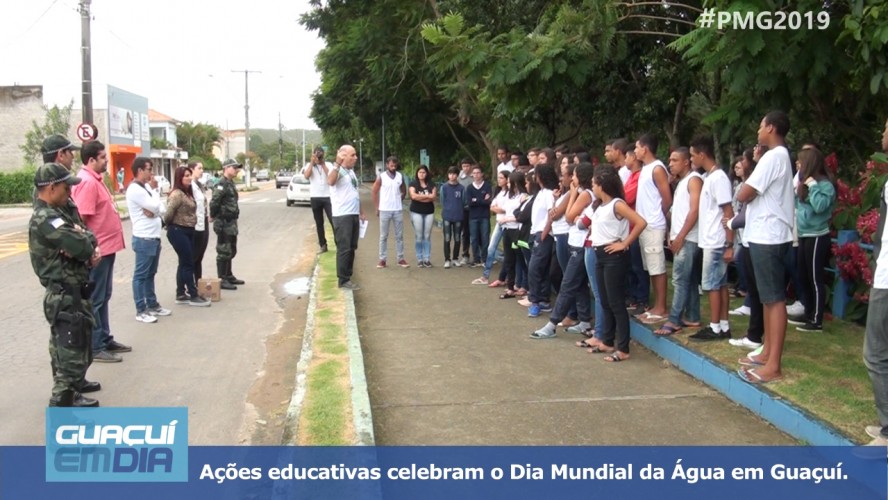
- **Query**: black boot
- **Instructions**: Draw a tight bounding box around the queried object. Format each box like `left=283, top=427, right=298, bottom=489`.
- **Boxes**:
left=227, top=262, right=245, bottom=285
left=49, top=390, right=75, bottom=407
left=76, top=379, right=102, bottom=393
left=73, top=392, right=99, bottom=407
left=219, top=262, right=237, bottom=290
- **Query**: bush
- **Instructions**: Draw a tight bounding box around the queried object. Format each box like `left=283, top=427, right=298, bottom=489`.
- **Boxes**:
left=0, top=167, right=36, bottom=204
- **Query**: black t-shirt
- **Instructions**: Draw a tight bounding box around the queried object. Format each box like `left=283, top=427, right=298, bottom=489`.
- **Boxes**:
left=409, top=180, right=435, bottom=215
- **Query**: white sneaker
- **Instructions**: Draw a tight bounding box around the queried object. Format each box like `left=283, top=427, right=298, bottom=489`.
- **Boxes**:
left=728, top=337, right=762, bottom=349
left=135, top=312, right=158, bottom=323
left=148, top=306, right=172, bottom=317
left=786, top=300, right=805, bottom=316
left=866, top=425, right=884, bottom=439
left=444, top=260, right=451, bottom=269
left=458, top=256, right=467, bottom=267
left=729, top=305, right=751, bottom=316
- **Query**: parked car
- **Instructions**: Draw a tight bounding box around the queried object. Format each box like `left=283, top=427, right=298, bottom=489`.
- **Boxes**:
left=286, top=175, right=311, bottom=206
left=154, top=175, right=171, bottom=194
left=276, top=170, right=294, bottom=189
left=255, top=169, right=270, bottom=181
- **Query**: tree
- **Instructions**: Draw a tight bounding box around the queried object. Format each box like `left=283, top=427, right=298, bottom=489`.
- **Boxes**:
left=21, top=100, right=74, bottom=165
left=177, top=122, right=222, bottom=161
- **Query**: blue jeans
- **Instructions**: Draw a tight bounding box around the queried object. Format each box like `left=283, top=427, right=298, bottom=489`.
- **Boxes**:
left=410, top=212, right=434, bottom=262
left=785, top=244, right=806, bottom=305
left=528, top=233, right=554, bottom=304
left=89, top=252, right=116, bottom=353
left=132, top=236, right=161, bottom=314
left=469, top=217, right=490, bottom=264
left=585, top=247, right=605, bottom=339
left=554, top=234, right=576, bottom=318
left=517, top=247, right=531, bottom=290
left=167, top=224, right=197, bottom=297
left=668, top=241, right=701, bottom=326
left=482, top=223, right=504, bottom=279
left=378, top=210, right=405, bottom=262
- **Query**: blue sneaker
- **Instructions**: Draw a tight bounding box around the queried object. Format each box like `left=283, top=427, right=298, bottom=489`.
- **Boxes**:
left=539, top=302, right=553, bottom=312
left=528, top=304, right=541, bottom=317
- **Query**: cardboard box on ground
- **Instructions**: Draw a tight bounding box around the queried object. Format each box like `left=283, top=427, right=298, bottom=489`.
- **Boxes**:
left=197, top=278, right=221, bottom=302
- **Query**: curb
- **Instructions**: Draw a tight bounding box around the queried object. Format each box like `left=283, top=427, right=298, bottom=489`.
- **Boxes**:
left=280, top=257, right=375, bottom=445
left=630, top=321, right=855, bottom=445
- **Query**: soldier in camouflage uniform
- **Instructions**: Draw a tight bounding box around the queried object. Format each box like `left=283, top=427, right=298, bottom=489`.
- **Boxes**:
left=30, top=163, right=102, bottom=407
left=34, top=135, right=84, bottom=225
left=210, top=159, right=245, bottom=290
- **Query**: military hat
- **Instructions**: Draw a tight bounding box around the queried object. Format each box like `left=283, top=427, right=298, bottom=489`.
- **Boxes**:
left=41, top=134, right=81, bottom=155
left=34, top=163, right=82, bottom=187
left=221, top=159, right=243, bottom=169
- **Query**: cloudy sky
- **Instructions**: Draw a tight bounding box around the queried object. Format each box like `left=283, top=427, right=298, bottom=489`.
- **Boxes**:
left=2, top=0, right=325, bottom=130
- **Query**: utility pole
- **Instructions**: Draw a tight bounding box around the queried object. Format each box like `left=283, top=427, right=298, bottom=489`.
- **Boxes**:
left=301, top=129, right=305, bottom=168
left=278, top=112, right=284, bottom=164
left=79, top=0, right=93, bottom=125
left=232, top=69, right=260, bottom=187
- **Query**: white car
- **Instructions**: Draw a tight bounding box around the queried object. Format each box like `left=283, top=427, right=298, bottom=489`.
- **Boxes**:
left=154, top=175, right=171, bottom=194
left=286, top=175, right=311, bottom=206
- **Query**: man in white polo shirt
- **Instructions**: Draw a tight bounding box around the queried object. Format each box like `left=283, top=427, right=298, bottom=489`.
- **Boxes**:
left=633, top=133, right=672, bottom=322
left=328, top=145, right=365, bottom=290
left=864, top=117, right=888, bottom=446
left=737, top=111, right=794, bottom=384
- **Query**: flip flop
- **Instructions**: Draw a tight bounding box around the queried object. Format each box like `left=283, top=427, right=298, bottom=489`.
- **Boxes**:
left=639, top=312, right=667, bottom=324
left=738, top=356, right=765, bottom=367
left=587, top=345, right=615, bottom=354
left=575, top=339, right=598, bottom=348
left=737, top=367, right=782, bottom=384
left=499, top=292, right=516, bottom=299
left=603, top=352, right=629, bottom=362
left=654, top=324, right=682, bottom=336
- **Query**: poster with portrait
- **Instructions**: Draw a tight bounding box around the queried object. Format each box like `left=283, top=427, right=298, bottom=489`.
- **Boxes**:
left=109, top=105, right=134, bottom=139
left=107, top=85, right=148, bottom=147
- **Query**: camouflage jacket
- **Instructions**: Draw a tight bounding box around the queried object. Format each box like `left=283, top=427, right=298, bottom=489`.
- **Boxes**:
left=32, top=187, right=85, bottom=226
left=209, top=177, right=239, bottom=222
left=29, top=199, right=97, bottom=290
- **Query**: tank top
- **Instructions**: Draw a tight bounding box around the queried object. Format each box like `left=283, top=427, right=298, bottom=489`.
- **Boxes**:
left=636, top=160, right=667, bottom=230
left=591, top=199, right=629, bottom=246
left=670, top=171, right=701, bottom=242
left=378, top=171, right=403, bottom=211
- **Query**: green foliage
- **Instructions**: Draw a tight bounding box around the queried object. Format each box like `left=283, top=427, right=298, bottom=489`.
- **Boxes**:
left=20, top=100, right=74, bottom=164
left=0, top=167, right=37, bottom=204
left=176, top=122, right=222, bottom=161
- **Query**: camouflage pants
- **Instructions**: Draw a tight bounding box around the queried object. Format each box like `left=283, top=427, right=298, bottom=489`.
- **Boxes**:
left=44, top=291, right=94, bottom=396
left=214, top=220, right=238, bottom=263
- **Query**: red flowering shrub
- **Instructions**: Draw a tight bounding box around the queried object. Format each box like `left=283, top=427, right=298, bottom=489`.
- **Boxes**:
left=833, top=242, right=874, bottom=286
left=857, top=209, right=880, bottom=244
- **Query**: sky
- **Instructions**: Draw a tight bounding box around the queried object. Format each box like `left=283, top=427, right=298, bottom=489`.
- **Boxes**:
left=2, top=0, right=325, bottom=131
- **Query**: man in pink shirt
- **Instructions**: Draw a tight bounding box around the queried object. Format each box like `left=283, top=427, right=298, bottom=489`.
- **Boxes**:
left=71, top=141, right=131, bottom=364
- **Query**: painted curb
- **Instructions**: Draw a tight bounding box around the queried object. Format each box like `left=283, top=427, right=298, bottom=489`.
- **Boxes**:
left=630, top=321, right=855, bottom=445
left=344, top=288, right=376, bottom=445
left=281, top=261, right=320, bottom=444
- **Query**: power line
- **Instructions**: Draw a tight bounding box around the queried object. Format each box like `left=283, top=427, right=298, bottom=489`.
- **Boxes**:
left=2, top=0, right=63, bottom=48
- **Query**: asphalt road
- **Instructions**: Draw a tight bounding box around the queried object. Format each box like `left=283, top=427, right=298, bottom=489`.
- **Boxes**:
left=0, top=182, right=317, bottom=445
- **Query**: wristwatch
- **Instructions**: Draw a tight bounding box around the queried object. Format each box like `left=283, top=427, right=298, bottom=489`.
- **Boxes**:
left=724, top=241, right=734, bottom=249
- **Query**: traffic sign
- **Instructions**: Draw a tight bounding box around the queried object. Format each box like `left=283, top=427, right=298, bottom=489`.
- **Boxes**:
left=76, top=123, right=98, bottom=142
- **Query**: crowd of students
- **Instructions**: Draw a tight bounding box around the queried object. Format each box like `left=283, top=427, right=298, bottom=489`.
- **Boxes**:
left=377, top=110, right=837, bottom=381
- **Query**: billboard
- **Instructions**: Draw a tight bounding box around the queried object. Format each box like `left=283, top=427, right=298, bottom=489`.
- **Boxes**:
left=107, top=85, right=149, bottom=148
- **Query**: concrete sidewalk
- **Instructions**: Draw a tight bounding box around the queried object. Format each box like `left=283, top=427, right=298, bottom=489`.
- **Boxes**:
left=349, top=195, right=794, bottom=445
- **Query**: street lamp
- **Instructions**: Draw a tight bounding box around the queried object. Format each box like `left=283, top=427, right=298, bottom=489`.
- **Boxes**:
left=353, top=138, right=364, bottom=183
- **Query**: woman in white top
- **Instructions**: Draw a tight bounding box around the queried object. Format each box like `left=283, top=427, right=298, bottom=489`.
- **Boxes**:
left=496, top=170, right=528, bottom=297
left=583, top=167, right=646, bottom=362
left=189, top=162, right=210, bottom=281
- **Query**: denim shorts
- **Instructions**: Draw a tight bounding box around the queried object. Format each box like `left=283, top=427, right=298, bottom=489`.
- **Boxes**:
left=748, top=242, right=791, bottom=304
left=701, top=247, right=727, bottom=291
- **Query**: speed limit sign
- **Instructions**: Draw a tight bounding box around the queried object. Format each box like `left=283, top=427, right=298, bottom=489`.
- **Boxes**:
left=76, top=123, right=98, bottom=142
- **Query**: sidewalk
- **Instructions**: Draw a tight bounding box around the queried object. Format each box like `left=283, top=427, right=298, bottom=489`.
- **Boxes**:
left=347, top=194, right=795, bottom=445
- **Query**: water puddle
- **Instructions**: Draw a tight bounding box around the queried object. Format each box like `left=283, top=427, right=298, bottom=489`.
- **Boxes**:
left=284, top=277, right=311, bottom=296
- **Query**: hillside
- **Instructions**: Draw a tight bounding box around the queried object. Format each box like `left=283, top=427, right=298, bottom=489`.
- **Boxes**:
left=250, top=128, right=324, bottom=147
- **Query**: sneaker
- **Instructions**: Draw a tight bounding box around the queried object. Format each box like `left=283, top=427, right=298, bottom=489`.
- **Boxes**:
left=93, top=350, right=122, bottom=363
left=472, top=277, right=488, bottom=285
left=398, top=259, right=410, bottom=268
left=688, top=326, right=730, bottom=341
left=787, top=313, right=807, bottom=326
left=444, top=260, right=451, bottom=269
left=106, top=340, right=132, bottom=353
left=318, top=244, right=328, bottom=254
left=148, top=306, right=172, bottom=317
left=188, top=296, right=211, bottom=307
left=424, top=261, right=433, bottom=268
left=728, top=337, right=762, bottom=349
left=417, top=261, right=427, bottom=268
left=135, top=312, right=158, bottom=323
left=471, top=261, right=483, bottom=268
left=174, top=295, right=190, bottom=305
left=866, top=435, right=888, bottom=446
left=866, top=425, right=885, bottom=439
left=796, top=322, right=822, bottom=332
left=339, top=280, right=361, bottom=290
left=528, top=304, right=541, bottom=318
left=377, top=260, right=387, bottom=269
left=530, top=328, right=556, bottom=339
left=786, top=300, right=805, bottom=316
left=729, top=305, right=751, bottom=316
left=458, top=256, right=468, bottom=266
left=539, top=302, right=553, bottom=312
left=517, top=297, right=532, bottom=307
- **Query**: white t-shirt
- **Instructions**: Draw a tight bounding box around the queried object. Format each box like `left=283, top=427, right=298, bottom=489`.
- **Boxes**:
left=636, top=159, right=667, bottom=230
left=531, top=189, right=555, bottom=234
left=330, top=166, right=360, bottom=216
left=126, top=182, right=165, bottom=239
left=550, top=192, right=570, bottom=235
left=499, top=193, right=522, bottom=230
left=744, top=146, right=794, bottom=245
left=497, top=161, right=514, bottom=174
left=670, top=172, right=701, bottom=243
left=618, top=165, right=631, bottom=185
left=874, top=181, right=888, bottom=289
left=305, top=161, right=332, bottom=198
left=697, top=168, right=733, bottom=249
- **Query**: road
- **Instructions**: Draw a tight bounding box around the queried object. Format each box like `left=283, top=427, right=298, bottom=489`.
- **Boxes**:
left=0, top=182, right=318, bottom=445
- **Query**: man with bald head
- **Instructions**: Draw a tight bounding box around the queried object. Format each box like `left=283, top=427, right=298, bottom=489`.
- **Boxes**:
left=328, top=144, right=366, bottom=290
